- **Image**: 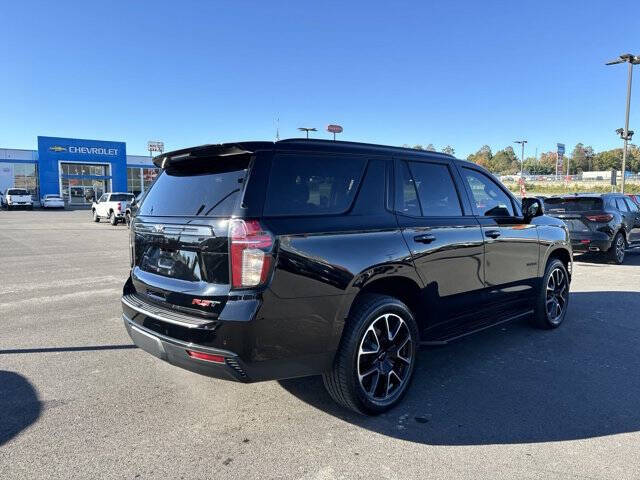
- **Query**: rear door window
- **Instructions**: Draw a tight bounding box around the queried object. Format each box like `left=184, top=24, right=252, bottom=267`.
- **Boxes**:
left=264, top=154, right=366, bottom=216
left=138, top=156, right=250, bottom=217
left=405, top=161, right=462, bottom=216
left=616, top=197, right=629, bottom=212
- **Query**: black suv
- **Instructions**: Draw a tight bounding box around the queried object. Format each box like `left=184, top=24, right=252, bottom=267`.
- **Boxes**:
left=122, top=139, right=572, bottom=414
left=544, top=193, right=640, bottom=264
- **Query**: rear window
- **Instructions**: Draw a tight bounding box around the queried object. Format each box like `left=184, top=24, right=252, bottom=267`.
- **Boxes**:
left=264, top=154, right=366, bottom=216
left=7, top=189, right=29, bottom=195
left=110, top=194, right=134, bottom=201
left=138, top=156, right=250, bottom=217
left=544, top=197, right=603, bottom=212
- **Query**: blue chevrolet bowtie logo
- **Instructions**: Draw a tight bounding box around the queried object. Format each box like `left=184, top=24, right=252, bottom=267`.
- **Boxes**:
left=49, top=146, right=67, bottom=152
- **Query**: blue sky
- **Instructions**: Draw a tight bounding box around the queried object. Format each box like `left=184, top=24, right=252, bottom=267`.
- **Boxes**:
left=2, top=0, right=640, bottom=158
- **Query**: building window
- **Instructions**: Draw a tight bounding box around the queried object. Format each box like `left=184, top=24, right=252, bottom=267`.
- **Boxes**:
left=143, top=168, right=160, bottom=191
left=13, top=163, right=39, bottom=197
left=127, top=167, right=142, bottom=196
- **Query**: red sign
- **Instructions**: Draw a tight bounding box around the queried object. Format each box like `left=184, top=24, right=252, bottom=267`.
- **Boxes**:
left=326, top=124, right=343, bottom=134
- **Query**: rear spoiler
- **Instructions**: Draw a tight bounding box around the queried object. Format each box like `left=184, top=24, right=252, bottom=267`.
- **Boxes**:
left=153, top=142, right=273, bottom=169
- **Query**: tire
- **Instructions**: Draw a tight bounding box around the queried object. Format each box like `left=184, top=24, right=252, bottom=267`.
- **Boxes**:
left=92, top=210, right=100, bottom=223
left=110, top=214, right=118, bottom=226
left=532, top=258, right=570, bottom=329
left=322, top=294, right=419, bottom=415
left=606, top=232, right=626, bottom=264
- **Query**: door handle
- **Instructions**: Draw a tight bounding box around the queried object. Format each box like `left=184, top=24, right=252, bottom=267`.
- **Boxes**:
left=414, top=233, right=436, bottom=244
left=485, top=229, right=501, bottom=239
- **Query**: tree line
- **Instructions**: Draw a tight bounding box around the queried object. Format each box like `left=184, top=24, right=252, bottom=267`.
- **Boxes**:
left=406, top=143, right=640, bottom=174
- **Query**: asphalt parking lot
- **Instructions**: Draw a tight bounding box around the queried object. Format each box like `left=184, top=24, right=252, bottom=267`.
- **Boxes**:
left=1, top=210, right=640, bottom=480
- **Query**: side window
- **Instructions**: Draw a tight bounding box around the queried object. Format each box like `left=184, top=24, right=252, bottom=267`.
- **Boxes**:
left=462, top=168, right=514, bottom=217
left=395, top=161, right=421, bottom=216
left=264, top=154, right=366, bottom=216
left=406, top=161, right=462, bottom=216
left=98, top=194, right=107, bottom=202
left=624, top=198, right=639, bottom=212
left=616, top=197, right=629, bottom=212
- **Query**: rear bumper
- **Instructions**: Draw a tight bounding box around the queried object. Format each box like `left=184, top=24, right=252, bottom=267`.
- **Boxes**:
left=123, top=314, right=250, bottom=382
left=121, top=280, right=338, bottom=382
left=569, top=231, right=612, bottom=252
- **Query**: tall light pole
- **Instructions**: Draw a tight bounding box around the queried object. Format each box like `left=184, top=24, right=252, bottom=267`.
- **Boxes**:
left=297, top=127, right=317, bottom=139
left=606, top=53, right=640, bottom=193
left=514, top=140, right=527, bottom=176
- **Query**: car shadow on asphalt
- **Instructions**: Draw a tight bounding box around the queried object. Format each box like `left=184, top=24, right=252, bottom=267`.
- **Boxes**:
left=0, top=371, right=42, bottom=447
left=575, top=249, right=640, bottom=266
left=279, top=291, right=640, bottom=445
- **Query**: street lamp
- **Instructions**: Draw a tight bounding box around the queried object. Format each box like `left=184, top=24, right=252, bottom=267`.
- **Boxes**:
left=297, top=127, right=317, bottom=139
left=514, top=140, right=527, bottom=176
left=606, top=53, right=640, bottom=193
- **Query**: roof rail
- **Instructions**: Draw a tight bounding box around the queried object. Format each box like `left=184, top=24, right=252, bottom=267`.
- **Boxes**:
left=276, top=138, right=456, bottom=158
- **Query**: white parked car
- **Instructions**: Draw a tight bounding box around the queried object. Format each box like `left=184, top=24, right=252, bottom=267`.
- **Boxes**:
left=91, top=192, right=135, bottom=225
left=2, top=188, right=34, bottom=210
left=40, top=194, right=65, bottom=209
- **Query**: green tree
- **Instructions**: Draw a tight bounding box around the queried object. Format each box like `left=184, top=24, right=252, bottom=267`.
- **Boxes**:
left=491, top=146, right=519, bottom=174
left=441, top=145, right=455, bottom=155
left=412, top=145, right=424, bottom=150
left=426, top=144, right=436, bottom=151
left=467, top=145, right=492, bottom=169
left=523, top=157, right=554, bottom=175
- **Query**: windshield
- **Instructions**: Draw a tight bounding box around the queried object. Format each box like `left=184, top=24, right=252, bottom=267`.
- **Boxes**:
left=544, top=197, right=603, bottom=212
left=138, top=156, right=250, bottom=217
left=7, top=189, right=30, bottom=196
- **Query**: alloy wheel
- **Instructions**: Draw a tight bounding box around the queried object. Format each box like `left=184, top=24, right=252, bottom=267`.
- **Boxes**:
left=357, top=313, right=414, bottom=402
left=615, top=235, right=625, bottom=263
left=546, top=267, right=568, bottom=325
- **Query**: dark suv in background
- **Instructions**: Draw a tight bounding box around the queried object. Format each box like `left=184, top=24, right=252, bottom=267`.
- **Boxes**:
left=122, top=139, right=572, bottom=414
left=544, top=193, right=640, bottom=264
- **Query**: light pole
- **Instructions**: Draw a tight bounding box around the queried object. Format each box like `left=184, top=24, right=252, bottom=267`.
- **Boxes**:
left=514, top=140, right=527, bottom=176
left=606, top=53, right=640, bottom=193
left=297, top=127, right=317, bottom=139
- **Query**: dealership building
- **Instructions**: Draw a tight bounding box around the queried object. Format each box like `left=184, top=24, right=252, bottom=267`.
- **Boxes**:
left=0, top=136, right=160, bottom=205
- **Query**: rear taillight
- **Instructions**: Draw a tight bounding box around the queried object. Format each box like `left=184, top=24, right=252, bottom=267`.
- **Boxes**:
left=586, top=214, right=613, bottom=222
left=229, top=219, right=274, bottom=288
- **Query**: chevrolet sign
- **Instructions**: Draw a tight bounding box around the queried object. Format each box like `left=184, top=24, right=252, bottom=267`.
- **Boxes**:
left=68, top=146, right=118, bottom=156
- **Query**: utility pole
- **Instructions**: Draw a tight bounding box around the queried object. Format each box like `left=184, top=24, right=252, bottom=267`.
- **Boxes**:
left=514, top=140, right=527, bottom=176
left=606, top=53, right=640, bottom=193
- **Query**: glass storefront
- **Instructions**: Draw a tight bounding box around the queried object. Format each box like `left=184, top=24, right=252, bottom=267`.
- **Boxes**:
left=1, top=163, right=39, bottom=198
left=60, top=162, right=110, bottom=205
left=127, top=167, right=160, bottom=197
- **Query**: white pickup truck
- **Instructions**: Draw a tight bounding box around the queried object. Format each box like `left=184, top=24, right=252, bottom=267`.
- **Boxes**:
left=2, top=188, right=34, bottom=210
left=91, top=192, right=135, bottom=225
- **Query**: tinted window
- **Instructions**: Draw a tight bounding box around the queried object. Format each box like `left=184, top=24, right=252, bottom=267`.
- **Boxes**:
left=264, top=154, right=365, bottom=216
left=98, top=194, right=107, bottom=202
left=462, top=168, right=514, bottom=216
left=7, top=189, right=29, bottom=195
left=351, top=159, right=387, bottom=215
left=616, top=197, right=629, bottom=212
left=624, top=197, right=639, bottom=212
left=395, top=161, right=421, bottom=216
left=138, top=156, right=250, bottom=217
left=407, top=161, right=462, bottom=216
left=544, top=197, right=604, bottom=212
left=110, top=194, right=134, bottom=201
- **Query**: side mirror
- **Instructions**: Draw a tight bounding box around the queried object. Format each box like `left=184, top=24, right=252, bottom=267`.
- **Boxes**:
left=522, top=197, right=544, bottom=222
